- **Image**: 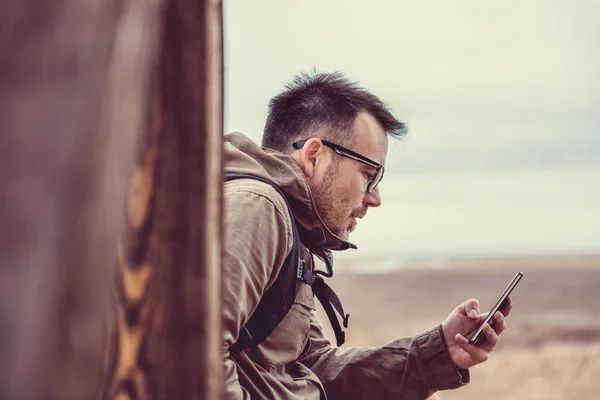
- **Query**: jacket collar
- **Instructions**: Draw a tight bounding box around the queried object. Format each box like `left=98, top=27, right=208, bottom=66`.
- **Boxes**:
left=224, top=132, right=357, bottom=254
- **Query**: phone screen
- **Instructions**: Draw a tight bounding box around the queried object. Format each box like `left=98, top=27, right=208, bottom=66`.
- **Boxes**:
left=468, top=271, right=523, bottom=345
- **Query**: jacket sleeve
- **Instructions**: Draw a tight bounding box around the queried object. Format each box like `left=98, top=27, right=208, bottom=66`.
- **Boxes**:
left=221, top=183, right=293, bottom=399
left=298, top=311, right=469, bottom=400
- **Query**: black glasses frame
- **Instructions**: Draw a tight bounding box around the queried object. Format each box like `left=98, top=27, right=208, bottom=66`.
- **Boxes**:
left=292, top=139, right=384, bottom=193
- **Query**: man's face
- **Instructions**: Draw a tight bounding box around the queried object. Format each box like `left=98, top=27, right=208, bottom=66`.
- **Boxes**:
left=311, top=112, right=388, bottom=240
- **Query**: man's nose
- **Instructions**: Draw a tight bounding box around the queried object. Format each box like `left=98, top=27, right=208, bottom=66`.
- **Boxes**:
left=364, top=186, right=382, bottom=208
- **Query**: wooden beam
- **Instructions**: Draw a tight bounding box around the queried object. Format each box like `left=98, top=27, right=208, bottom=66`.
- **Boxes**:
left=0, top=0, right=223, bottom=399
left=101, top=0, right=224, bottom=399
left=0, top=1, right=164, bottom=399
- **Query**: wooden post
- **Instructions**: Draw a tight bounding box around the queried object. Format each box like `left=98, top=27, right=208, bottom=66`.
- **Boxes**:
left=0, top=0, right=223, bottom=399
left=0, top=1, right=164, bottom=399
left=101, top=0, right=224, bottom=399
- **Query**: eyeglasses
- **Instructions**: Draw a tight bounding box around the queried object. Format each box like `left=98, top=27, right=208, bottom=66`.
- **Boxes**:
left=292, top=139, right=384, bottom=193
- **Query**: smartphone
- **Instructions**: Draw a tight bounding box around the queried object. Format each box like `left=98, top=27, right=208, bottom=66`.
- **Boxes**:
left=468, top=271, right=523, bottom=345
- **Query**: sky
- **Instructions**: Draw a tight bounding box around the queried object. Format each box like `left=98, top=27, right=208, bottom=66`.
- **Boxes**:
left=222, top=0, right=600, bottom=259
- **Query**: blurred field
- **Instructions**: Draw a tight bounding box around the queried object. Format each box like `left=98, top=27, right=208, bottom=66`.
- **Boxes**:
left=316, top=255, right=600, bottom=399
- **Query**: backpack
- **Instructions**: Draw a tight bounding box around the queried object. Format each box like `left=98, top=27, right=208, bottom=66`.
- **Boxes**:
left=225, top=172, right=350, bottom=353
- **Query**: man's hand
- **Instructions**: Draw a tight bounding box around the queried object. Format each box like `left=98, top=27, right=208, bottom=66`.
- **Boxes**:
left=441, top=297, right=513, bottom=369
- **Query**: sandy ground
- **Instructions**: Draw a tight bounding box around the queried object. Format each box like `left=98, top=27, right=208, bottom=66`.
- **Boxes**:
left=315, top=256, right=600, bottom=399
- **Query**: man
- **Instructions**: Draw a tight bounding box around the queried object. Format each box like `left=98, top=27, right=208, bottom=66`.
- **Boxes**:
left=222, top=72, right=512, bottom=399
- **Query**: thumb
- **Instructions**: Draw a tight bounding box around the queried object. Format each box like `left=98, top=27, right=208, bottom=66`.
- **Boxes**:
left=459, top=298, right=480, bottom=320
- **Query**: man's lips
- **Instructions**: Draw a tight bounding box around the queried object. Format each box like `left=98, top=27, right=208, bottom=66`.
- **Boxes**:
left=349, top=210, right=367, bottom=233
left=352, top=210, right=367, bottom=220
left=348, top=218, right=356, bottom=233
left=349, top=216, right=358, bottom=232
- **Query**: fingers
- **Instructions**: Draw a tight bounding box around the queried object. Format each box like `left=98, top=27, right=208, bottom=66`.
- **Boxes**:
left=499, top=296, right=513, bottom=317
left=481, top=322, right=498, bottom=349
left=471, top=316, right=501, bottom=345
left=455, top=333, right=490, bottom=364
left=492, top=310, right=506, bottom=335
left=461, top=298, right=481, bottom=320
left=451, top=296, right=514, bottom=368
left=457, top=322, right=498, bottom=360
left=482, top=305, right=508, bottom=334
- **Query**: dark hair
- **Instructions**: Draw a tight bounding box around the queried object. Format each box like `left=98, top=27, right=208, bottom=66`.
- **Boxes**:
left=262, top=71, right=406, bottom=152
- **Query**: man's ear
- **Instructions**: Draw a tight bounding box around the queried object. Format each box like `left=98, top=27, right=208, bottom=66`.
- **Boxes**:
left=294, top=138, right=325, bottom=178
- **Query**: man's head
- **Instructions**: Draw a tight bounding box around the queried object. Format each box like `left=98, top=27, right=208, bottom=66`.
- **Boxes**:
left=262, top=71, right=406, bottom=240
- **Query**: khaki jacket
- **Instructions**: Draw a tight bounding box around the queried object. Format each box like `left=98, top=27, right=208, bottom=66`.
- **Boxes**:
left=222, top=133, right=468, bottom=399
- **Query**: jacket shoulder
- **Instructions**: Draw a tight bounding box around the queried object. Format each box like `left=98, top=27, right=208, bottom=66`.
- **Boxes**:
left=225, top=179, right=290, bottom=219
left=224, top=178, right=293, bottom=252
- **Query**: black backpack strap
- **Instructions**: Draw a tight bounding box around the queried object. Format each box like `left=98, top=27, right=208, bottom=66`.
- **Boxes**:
left=225, top=172, right=350, bottom=351
left=298, top=266, right=350, bottom=347
left=225, top=173, right=302, bottom=353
